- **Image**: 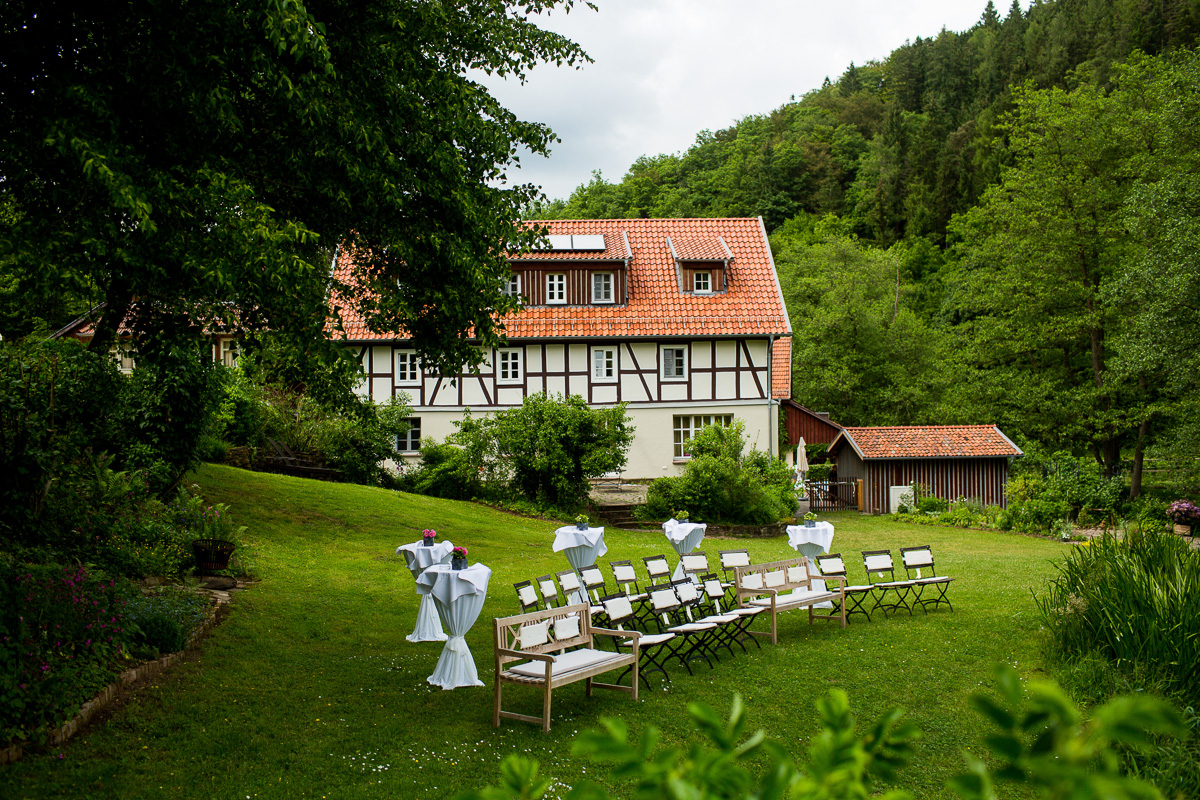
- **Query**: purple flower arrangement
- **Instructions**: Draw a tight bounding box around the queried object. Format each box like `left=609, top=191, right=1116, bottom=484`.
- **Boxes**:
left=1167, top=499, right=1200, bottom=525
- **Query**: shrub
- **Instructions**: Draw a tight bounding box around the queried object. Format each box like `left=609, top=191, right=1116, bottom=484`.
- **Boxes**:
left=124, top=585, right=210, bottom=656
left=644, top=420, right=795, bottom=525
left=1036, top=527, right=1200, bottom=710
left=408, top=395, right=633, bottom=511
left=919, top=496, right=949, bottom=513
left=0, top=560, right=136, bottom=744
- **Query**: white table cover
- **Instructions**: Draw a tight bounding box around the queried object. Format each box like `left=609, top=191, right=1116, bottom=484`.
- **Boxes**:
left=553, top=525, right=606, bottom=604
left=787, top=522, right=835, bottom=608
left=396, top=540, right=454, bottom=642
left=415, top=562, right=492, bottom=690
left=663, top=519, right=707, bottom=580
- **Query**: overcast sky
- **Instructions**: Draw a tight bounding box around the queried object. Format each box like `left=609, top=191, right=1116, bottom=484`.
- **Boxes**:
left=479, top=0, right=1012, bottom=202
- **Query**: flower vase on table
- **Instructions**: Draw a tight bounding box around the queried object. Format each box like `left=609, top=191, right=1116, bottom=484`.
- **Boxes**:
left=574, top=514, right=589, bottom=531
left=422, top=528, right=437, bottom=547
left=451, top=545, right=469, bottom=570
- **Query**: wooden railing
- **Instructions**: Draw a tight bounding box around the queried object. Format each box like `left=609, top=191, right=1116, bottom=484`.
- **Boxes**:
left=805, top=480, right=858, bottom=511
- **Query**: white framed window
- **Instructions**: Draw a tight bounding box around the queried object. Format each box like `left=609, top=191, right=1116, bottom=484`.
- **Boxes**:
left=113, top=346, right=136, bottom=374
left=395, top=351, right=421, bottom=385
left=591, top=346, right=617, bottom=382
left=546, top=273, right=566, bottom=304
left=591, top=272, right=614, bottom=303
left=497, top=348, right=522, bottom=383
left=672, top=414, right=733, bottom=459
left=693, top=271, right=711, bottom=293
left=502, top=273, right=521, bottom=297
left=661, top=346, right=687, bottom=380
left=219, top=340, right=238, bottom=367
left=397, top=418, right=422, bottom=453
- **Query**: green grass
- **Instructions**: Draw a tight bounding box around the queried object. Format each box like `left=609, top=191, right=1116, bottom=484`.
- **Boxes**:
left=4, top=464, right=1067, bottom=799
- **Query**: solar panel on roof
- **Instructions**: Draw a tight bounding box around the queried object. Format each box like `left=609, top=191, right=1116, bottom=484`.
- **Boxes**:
left=544, top=235, right=573, bottom=249
left=570, top=234, right=605, bottom=250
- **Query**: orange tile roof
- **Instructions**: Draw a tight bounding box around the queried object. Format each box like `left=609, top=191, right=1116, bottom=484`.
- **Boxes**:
left=668, top=236, right=733, bottom=261
left=333, top=217, right=792, bottom=344
left=771, top=338, right=791, bottom=399
left=832, top=426, right=1022, bottom=459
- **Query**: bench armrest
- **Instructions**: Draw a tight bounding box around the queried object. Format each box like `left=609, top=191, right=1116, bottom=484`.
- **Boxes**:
left=496, top=648, right=554, bottom=663
left=591, top=627, right=640, bottom=642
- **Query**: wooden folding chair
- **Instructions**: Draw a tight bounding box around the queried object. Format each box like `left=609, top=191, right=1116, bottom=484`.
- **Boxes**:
left=814, top=553, right=874, bottom=622
left=699, top=573, right=762, bottom=651
left=900, top=545, right=954, bottom=612
left=646, top=582, right=717, bottom=674
left=861, top=550, right=916, bottom=617
left=680, top=551, right=712, bottom=584
left=671, top=578, right=738, bottom=659
left=535, top=574, right=561, bottom=609
left=579, top=564, right=608, bottom=605
left=608, top=559, right=650, bottom=623
left=514, top=579, right=541, bottom=613
left=556, top=569, right=600, bottom=615
left=643, top=554, right=672, bottom=585
left=599, top=593, right=676, bottom=687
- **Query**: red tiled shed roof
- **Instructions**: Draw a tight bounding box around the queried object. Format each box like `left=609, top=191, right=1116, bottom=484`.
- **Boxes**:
left=830, top=426, right=1023, bottom=460
left=334, top=217, right=792, bottom=345
left=668, top=236, right=733, bottom=261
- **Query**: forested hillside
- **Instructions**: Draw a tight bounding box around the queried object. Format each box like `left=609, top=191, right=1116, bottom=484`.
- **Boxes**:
left=540, top=0, right=1200, bottom=491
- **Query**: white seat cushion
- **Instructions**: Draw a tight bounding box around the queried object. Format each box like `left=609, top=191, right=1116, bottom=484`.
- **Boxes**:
left=638, top=632, right=675, bottom=646
left=700, top=614, right=738, bottom=624
left=668, top=622, right=716, bottom=633
left=915, top=576, right=951, bottom=584
left=507, top=647, right=625, bottom=679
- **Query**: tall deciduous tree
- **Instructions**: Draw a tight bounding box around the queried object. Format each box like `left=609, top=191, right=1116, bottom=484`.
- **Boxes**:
left=773, top=216, right=947, bottom=426
left=944, top=57, right=1200, bottom=485
left=0, top=0, right=590, bottom=377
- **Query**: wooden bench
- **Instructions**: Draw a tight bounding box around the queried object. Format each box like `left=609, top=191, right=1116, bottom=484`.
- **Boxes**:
left=734, top=556, right=846, bottom=644
left=494, top=603, right=639, bottom=732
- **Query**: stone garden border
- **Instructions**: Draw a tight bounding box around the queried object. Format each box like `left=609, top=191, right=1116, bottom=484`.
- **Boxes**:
left=0, top=580, right=246, bottom=765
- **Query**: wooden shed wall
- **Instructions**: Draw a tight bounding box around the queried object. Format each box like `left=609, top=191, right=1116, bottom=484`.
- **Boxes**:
left=784, top=403, right=842, bottom=445
left=860, top=457, right=1012, bottom=514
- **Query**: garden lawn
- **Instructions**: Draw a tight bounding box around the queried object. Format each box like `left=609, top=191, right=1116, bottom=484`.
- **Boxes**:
left=4, top=464, right=1065, bottom=799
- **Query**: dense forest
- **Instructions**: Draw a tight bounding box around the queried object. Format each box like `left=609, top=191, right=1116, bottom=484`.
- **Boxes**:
left=538, top=0, right=1200, bottom=493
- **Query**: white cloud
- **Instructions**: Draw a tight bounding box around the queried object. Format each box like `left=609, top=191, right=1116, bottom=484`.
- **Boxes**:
left=480, top=0, right=1011, bottom=201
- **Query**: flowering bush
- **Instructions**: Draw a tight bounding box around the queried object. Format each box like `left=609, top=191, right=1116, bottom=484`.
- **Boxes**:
left=1167, top=499, right=1200, bottom=525
left=0, top=561, right=137, bottom=743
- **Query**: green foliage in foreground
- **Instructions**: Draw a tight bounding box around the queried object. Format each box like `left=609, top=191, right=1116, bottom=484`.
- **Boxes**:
left=465, top=666, right=1184, bottom=800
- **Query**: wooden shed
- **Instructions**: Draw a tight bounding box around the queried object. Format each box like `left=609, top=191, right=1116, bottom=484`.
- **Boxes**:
left=782, top=399, right=842, bottom=446
left=826, top=425, right=1023, bottom=514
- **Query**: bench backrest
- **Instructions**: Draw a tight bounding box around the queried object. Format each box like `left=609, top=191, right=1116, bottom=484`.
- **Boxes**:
left=494, top=603, right=593, bottom=668
left=609, top=560, right=641, bottom=595
left=734, top=557, right=813, bottom=601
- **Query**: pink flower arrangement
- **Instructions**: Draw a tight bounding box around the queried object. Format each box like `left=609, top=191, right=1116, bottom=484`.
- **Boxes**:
left=422, top=529, right=437, bottom=540
left=452, top=546, right=468, bottom=559
left=1167, top=499, right=1200, bottom=525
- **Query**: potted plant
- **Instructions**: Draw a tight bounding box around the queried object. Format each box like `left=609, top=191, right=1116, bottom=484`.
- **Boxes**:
left=191, top=502, right=246, bottom=571
left=1167, top=499, right=1200, bottom=537
left=422, top=529, right=437, bottom=547
left=574, top=514, right=589, bottom=531
left=451, top=545, right=468, bottom=570
left=803, top=511, right=818, bottom=528
left=675, top=510, right=690, bottom=523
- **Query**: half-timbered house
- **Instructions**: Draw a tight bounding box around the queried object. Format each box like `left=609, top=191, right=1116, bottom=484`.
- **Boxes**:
left=338, top=217, right=794, bottom=479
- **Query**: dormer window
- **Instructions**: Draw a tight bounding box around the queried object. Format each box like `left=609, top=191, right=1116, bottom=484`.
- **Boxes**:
left=693, top=271, right=711, bottom=294
left=547, top=273, right=566, bottom=304
left=591, top=272, right=613, bottom=304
